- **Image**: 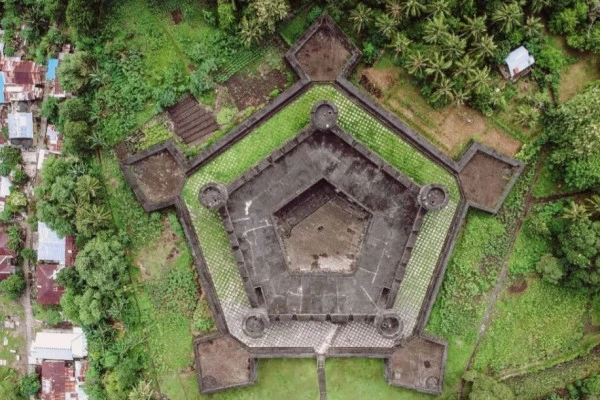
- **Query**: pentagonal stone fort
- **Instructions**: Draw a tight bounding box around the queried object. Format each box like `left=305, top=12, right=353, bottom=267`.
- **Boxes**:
left=121, top=14, right=524, bottom=399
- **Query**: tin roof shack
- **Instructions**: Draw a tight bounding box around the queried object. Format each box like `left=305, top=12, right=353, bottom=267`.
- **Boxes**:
left=0, top=228, right=17, bottom=280
left=47, top=45, right=73, bottom=99
left=0, top=175, right=12, bottom=212
left=501, top=46, right=535, bottom=81
left=7, top=111, right=33, bottom=147
left=0, top=59, right=44, bottom=102
left=36, top=264, right=66, bottom=305
left=41, top=360, right=88, bottom=400
left=30, top=327, right=88, bottom=363
left=46, top=124, right=62, bottom=154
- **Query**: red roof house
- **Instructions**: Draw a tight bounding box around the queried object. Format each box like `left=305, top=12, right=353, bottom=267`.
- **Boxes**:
left=40, top=360, right=88, bottom=400
left=0, top=228, right=16, bottom=281
left=36, top=264, right=66, bottom=305
left=0, top=59, right=44, bottom=102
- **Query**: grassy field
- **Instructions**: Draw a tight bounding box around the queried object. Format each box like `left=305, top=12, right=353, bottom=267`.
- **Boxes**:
left=360, top=54, right=524, bottom=157
left=473, top=278, right=594, bottom=374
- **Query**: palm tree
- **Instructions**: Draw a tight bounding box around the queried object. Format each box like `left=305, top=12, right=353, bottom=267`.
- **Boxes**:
left=491, top=2, right=523, bottom=34
left=451, top=86, right=470, bottom=107
left=386, top=0, right=403, bottom=22
left=423, top=15, right=448, bottom=44
left=466, top=66, right=492, bottom=94
left=523, top=16, right=543, bottom=39
left=400, top=0, right=427, bottom=17
left=469, top=34, right=497, bottom=59
left=586, top=195, right=600, bottom=217
left=375, top=13, right=397, bottom=39
left=427, top=0, right=450, bottom=17
left=76, top=175, right=101, bottom=202
left=350, top=3, right=373, bottom=34
left=529, top=0, right=551, bottom=14
left=404, top=50, right=427, bottom=76
left=513, top=105, right=540, bottom=128
left=454, top=54, right=478, bottom=79
left=425, top=53, right=452, bottom=82
left=128, top=380, right=154, bottom=400
left=561, top=201, right=590, bottom=221
left=441, top=34, right=466, bottom=61
left=389, top=32, right=412, bottom=59
left=77, top=203, right=112, bottom=235
left=431, top=76, right=454, bottom=103
left=460, top=15, right=487, bottom=41
left=239, top=16, right=263, bottom=47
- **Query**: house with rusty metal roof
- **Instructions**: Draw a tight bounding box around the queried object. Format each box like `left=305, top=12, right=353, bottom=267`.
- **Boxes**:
left=36, top=263, right=66, bottom=305
left=0, top=58, right=44, bottom=102
left=41, top=360, right=88, bottom=400
left=0, top=228, right=16, bottom=281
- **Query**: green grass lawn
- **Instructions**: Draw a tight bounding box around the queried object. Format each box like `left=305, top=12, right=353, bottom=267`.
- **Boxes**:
left=473, top=278, right=595, bottom=375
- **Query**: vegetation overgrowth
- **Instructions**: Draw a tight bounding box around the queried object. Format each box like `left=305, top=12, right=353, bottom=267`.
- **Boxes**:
left=5, top=0, right=600, bottom=398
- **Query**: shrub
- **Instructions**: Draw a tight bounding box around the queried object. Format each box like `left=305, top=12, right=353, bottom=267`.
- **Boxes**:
left=192, top=299, right=214, bottom=332
left=19, top=373, right=41, bottom=396
left=0, top=275, right=26, bottom=300
left=362, top=42, right=378, bottom=65
left=217, top=1, right=236, bottom=31
left=12, top=169, right=27, bottom=185
left=20, top=248, right=36, bottom=263
left=216, top=107, right=237, bottom=125
left=581, top=374, right=600, bottom=396
left=535, top=253, right=564, bottom=284
left=41, top=97, right=60, bottom=123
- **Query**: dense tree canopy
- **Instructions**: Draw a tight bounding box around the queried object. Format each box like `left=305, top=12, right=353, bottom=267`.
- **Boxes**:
left=545, top=84, right=600, bottom=190
left=59, top=232, right=129, bottom=325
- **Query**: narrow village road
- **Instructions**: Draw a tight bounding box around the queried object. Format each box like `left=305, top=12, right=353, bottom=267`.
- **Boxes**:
left=19, top=219, right=34, bottom=373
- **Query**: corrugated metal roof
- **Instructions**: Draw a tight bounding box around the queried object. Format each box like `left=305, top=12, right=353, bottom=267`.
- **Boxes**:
left=46, top=58, right=59, bottom=80
left=7, top=112, right=33, bottom=139
left=37, top=222, right=66, bottom=264
left=0, top=73, right=4, bottom=103
left=31, top=328, right=88, bottom=362
left=505, top=46, right=535, bottom=78
left=0, top=176, right=11, bottom=198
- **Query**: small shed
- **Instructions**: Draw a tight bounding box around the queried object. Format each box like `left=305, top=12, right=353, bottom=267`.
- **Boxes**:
left=503, top=46, right=535, bottom=80
left=7, top=111, right=33, bottom=147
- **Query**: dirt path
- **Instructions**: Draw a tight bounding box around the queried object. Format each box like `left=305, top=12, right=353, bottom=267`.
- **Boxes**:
left=458, top=156, right=545, bottom=398
left=533, top=189, right=595, bottom=204
left=19, top=219, right=34, bottom=373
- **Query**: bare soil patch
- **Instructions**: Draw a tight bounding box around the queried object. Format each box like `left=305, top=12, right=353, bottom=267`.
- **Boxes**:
left=387, top=337, right=445, bottom=391
left=459, top=153, right=516, bottom=210
left=296, top=26, right=350, bottom=81
left=196, top=336, right=253, bottom=390
left=559, top=53, right=600, bottom=102
left=362, top=67, right=398, bottom=92
left=225, top=69, right=286, bottom=110
left=171, top=9, right=183, bottom=24
left=132, top=151, right=185, bottom=203
left=508, top=277, right=528, bottom=295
